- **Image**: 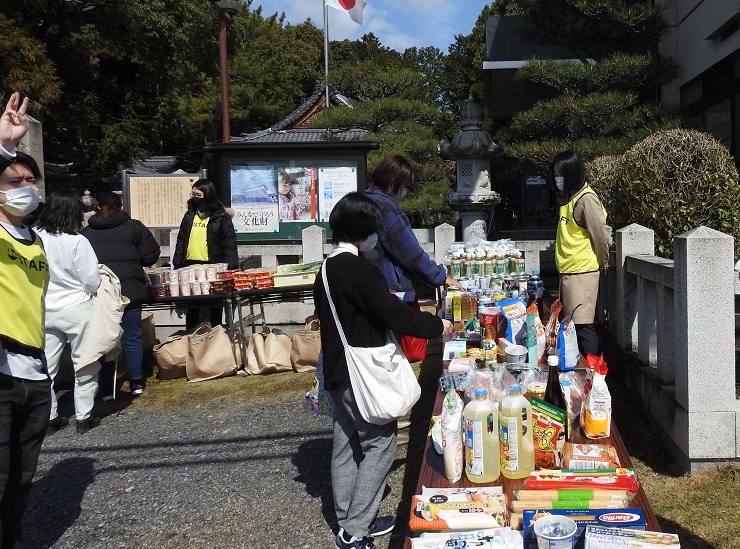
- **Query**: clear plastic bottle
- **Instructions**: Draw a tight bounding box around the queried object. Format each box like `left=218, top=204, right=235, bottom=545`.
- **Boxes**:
left=463, top=388, right=500, bottom=483
left=499, top=384, right=535, bottom=479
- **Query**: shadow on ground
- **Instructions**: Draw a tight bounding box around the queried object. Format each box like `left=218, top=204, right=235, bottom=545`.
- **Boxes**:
left=24, top=457, right=96, bottom=549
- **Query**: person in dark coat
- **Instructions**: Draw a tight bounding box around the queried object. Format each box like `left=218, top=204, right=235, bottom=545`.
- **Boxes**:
left=172, top=179, right=238, bottom=329
left=83, top=192, right=160, bottom=398
left=314, top=192, right=453, bottom=549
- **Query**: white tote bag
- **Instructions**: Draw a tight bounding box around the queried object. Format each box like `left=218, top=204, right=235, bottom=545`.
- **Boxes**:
left=322, top=256, right=421, bottom=425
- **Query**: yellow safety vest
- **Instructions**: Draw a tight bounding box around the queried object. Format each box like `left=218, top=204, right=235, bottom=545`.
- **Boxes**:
left=555, top=186, right=606, bottom=274
left=0, top=226, right=49, bottom=349
left=186, top=215, right=210, bottom=261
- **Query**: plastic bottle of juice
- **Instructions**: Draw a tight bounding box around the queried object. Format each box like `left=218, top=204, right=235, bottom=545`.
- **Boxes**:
left=463, top=388, right=500, bottom=483
left=499, top=384, right=535, bottom=479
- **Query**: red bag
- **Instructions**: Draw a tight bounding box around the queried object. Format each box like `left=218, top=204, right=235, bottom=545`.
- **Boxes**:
left=400, top=299, right=428, bottom=362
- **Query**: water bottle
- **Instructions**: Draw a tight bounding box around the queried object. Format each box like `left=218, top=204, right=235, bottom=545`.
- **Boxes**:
left=463, top=388, right=500, bottom=483
left=527, top=269, right=544, bottom=300
left=499, top=384, right=535, bottom=479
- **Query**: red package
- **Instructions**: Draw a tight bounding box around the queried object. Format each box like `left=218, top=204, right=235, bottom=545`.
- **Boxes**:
left=525, top=468, right=639, bottom=493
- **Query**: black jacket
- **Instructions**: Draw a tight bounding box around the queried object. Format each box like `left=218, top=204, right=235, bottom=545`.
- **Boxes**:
left=83, top=210, right=161, bottom=304
left=172, top=203, right=238, bottom=270
left=313, top=248, right=443, bottom=391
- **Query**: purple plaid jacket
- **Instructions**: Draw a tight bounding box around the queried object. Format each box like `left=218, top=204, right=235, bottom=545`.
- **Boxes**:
left=361, top=186, right=447, bottom=302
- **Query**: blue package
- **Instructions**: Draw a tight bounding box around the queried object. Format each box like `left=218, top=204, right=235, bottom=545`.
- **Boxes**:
left=522, top=508, right=647, bottom=549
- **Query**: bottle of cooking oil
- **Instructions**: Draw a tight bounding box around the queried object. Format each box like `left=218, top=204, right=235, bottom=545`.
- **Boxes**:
left=499, top=384, right=535, bottom=479
left=463, top=388, right=500, bottom=483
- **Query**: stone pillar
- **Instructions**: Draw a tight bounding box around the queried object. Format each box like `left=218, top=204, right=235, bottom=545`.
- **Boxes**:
left=615, top=224, right=654, bottom=351
left=302, top=225, right=326, bottom=263
left=434, top=223, right=456, bottom=265
left=656, top=284, right=675, bottom=384
left=673, top=226, right=735, bottom=413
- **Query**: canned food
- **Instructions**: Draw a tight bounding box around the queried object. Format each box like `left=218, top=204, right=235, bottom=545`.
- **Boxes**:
left=526, top=382, right=547, bottom=402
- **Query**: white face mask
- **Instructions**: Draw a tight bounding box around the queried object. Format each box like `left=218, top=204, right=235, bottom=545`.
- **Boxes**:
left=358, top=233, right=378, bottom=252
left=394, top=187, right=408, bottom=200
left=0, top=186, right=40, bottom=217
left=554, top=176, right=565, bottom=191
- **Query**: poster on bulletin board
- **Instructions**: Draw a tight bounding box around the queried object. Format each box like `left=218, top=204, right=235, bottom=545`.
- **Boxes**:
left=228, top=161, right=358, bottom=234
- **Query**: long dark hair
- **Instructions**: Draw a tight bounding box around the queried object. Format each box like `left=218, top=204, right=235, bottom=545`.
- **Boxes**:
left=92, top=191, right=123, bottom=220
left=329, top=192, right=382, bottom=245
left=550, top=150, right=586, bottom=194
left=370, top=155, right=414, bottom=195
left=188, top=179, right=221, bottom=216
left=36, top=190, right=84, bottom=234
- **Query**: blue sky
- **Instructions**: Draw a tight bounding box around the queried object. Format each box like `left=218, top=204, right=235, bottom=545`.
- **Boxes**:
left=248, top=0, right=493, bottom=53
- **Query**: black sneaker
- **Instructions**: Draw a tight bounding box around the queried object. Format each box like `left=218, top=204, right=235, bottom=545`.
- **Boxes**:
left=129, top=379, right=145, bottom=397
left=47, top=416, right=69, bottom=435
left=369, top=516, right=395, bottom=537
left=76, top=416, right=101, bottom=434
left=335, top=529, right=375, bottom=549
left=100, top=386, right=114, bottom=402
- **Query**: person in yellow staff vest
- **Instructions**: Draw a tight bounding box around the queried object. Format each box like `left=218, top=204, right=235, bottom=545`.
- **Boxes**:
left=0, top=92, right=51, bottom=547
left=551, top=150, right=609, bottom=357
left=172, top=179, right=238, bottom=330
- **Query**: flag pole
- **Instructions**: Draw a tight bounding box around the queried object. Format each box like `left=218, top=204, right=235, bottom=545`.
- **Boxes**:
left=323, top=0, right=330, bottom=107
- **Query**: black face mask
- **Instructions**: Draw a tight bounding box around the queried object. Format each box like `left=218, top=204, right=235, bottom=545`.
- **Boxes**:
left=191, top=198, right=202, bottom=208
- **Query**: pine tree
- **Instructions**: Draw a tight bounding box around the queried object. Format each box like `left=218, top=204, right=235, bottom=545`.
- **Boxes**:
left=494, top=0, right=680, bottom=169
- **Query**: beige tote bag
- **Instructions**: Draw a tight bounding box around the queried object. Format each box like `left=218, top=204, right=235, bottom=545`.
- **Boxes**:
left=245, top=327, right=292, bottom=375
left=186, top=324, right=238, bottom=382
left=290, top=316, right=320, bottom=373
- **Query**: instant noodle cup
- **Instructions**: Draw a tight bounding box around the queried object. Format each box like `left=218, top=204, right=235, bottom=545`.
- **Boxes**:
left=195, top=267, right=207, bottom=282
left=190, top=281, right=202, bottom=296
left=200, top=281, right=210, bottom=295
left=169, top=282, right=180, bottom=297
left=533, top=515, right=577, bottom=549
left=206, top=266, right=218, bottom=281
left=180, top=281, right=191, bottom=296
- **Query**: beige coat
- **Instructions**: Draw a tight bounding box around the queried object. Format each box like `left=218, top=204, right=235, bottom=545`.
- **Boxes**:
left=77, top=265, right=130, bottom=370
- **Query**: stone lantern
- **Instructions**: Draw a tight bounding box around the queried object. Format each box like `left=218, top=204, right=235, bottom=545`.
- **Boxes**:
left=439, top=93, right=502, bottom=241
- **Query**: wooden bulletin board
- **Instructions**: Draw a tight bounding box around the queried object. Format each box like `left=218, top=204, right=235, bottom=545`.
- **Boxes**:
left=123, top=173, right=201, bottom=228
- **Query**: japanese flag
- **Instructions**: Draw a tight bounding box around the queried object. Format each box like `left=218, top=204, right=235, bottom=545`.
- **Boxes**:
left=325, top=0, right=366, bottom=26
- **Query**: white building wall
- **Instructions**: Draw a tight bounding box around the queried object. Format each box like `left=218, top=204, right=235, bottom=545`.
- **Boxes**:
left=659, top=0, right=740, bottom=105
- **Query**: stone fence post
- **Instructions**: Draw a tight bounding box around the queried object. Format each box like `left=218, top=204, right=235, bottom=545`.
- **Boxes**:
left=301, top=225, right=326, bottom=264
left=434, top=223, right=456, bottom=265
left=673, top=227, right=735, bottom=416
left=614, top=224, right=654, bottom=351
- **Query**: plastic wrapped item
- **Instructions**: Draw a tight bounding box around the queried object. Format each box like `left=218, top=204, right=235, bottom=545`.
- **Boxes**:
left=441, top=389, right=465, bottom=482
left=581, top=354, right=611, bottom=439
left=464, top=365, right=499, bottom=404
left=557, top=307, right=580, bottom=370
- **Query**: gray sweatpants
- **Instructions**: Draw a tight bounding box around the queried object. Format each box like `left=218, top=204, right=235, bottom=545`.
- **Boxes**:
left=331, top=382, right=397, bottom=539
left=45, top=300, right=100, bottom=421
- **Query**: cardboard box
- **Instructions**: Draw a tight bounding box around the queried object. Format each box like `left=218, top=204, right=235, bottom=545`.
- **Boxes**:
left=522, top=509, right=647, bottom=549
left=272, top=271, right=316, bottom=287
left=584, top=526, right=679, bottom=548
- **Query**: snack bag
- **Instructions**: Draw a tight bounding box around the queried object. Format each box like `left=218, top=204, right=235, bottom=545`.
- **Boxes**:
left=498, top=297, right=528, bottom=345
left=581, top=354, right=611, bottom=438
left=526, top=302, right=546, bottom=364
left=441, top=389, right=464, bottom=482
left=557, top=307, right=580, bottom=370
left=544, top=299, right=562, bottom=354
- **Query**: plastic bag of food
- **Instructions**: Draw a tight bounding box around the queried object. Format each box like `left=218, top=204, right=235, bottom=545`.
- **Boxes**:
left=464, top=366, right=498, bottom=404
left=580, top=354, right=611, bottom=439
left=498, top=297, right=528, bottom=345
left=441, top=389, right=464, bottom=482
left=526, top=302, right=546, bottom=365
left=557, top=307, right=580, bottom=370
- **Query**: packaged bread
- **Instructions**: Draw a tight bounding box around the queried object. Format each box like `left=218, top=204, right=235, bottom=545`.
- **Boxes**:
left=562, top=442, right=620, bottom=470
